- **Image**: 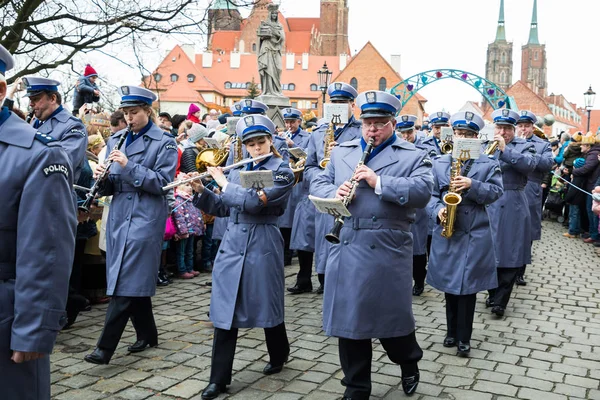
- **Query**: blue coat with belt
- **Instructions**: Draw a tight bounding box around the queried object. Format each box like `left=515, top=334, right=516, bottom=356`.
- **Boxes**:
left=311, top=138, right=433, bottom=339
left=427, top=154, right=504, bottom=295
left=486, top=138, right=537, bottom=268
left=305, top=118, right=362, bottom=272
left=279, top=128, right=310, bottom=228
left=524, top=135, right=553, bottom=241
left=33, top=105, right=87, bottom=182
left=406, top=135, right=431, bottom=255
left=194, top=156, right=294, bottom=330
left=0, top=109, right=76, bottom=400
left=100, top=122, right=178, bottom=297
left=213, top=134, right=289, bottom=240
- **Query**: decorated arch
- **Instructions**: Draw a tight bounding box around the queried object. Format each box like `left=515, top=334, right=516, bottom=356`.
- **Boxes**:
left=390, top=69, right=517, bottom=111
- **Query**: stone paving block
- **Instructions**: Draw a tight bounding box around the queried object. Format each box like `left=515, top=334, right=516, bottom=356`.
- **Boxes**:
left=137, top=375, right=180, bottom=391
left=163, top=379, right=205, bottom=398
left=55, top=388, right=107, bottom=400
left=59, top=374, right=101, bottom=389
left=564, top=374, right=600, bottom=389
left=516, top=388, right=567, bottom=400
left=509, top=375, right=553, bottom=391
left=553, top=383, right=588, bottom=398
left=264, top=393, right=303, bottom=400
left=472, top=380, right=518, bottom=397
left=443, top=388, right=493, bottom=400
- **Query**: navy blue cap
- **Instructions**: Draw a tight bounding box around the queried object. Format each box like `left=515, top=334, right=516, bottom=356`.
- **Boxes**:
left=236, top=115, right=276, bottom=142
left=429, top=111, right=451, bottom=126
left=492, top=109, right=519, bottom=126
left=395, top=115, right=417, bottom=132
left=23, top=76, right=60, bottom=97
left=0, top=45, right=14, bottom=76
left=327, top=82, right=358, bottom=101
left=356, top=90, right=401, bottom=119
left=241, top=99, right=269, bottom=115
left=283, top=107, right=303, bottom=120
left=118, top=86, right=157, bottom=108
left=450, top=111, right=485, bottom=133
left=517, top=110, right=537, bottom=124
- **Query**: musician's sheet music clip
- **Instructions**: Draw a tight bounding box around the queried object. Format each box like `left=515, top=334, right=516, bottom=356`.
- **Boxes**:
left=441, top=127, right=454, bottom=142
left=452, top=138, right=482, bottom=160
left=204, top=137, right=221, bottom=149
left=240, top=170, right=274, bottom=190
left=324, top=103, right=349, bottom=124
left=288, top=147, right=307, bottom=160
left=308, top=195, right=351, bottom=218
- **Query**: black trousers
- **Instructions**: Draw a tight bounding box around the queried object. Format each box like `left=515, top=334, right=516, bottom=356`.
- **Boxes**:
left=295, top=250, right=314, bottom=288
left=413, top=254, right=427, bottom=287
left=517, top=241, right=534, bottom=278
left=445, top=293, right=477, bottom=342
left=488, top=268, right=519, bottom=309
left=66, top=239, right=89, bottom=325
left=338, top=332, right=423, bottom=400
left=426, top=235, right=432, bottom=259
left=280, top=228, right=292, bottom=260
left=97, top=296, right=157, bottom=352
left=209, top=323, right=289, bottom=385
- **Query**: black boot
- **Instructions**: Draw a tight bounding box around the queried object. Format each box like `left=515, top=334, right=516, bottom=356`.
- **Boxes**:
left=201, top=383, right=226, bottom=400
left=401, top=369, right=419, bottom=396
left=515, top=275, right=527, bottom=286
left=287, top=283, right=313, bottom=294
left=412, top=285, right=424, bottom=296
left=84, top=348, right=113, bottom=365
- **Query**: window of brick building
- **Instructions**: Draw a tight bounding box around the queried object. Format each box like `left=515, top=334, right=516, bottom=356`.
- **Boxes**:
left=379, top=77, right=387, bottom=91
left=350, top=77, right=358, bottom=90
left=225, top=81, right=232, bottom=89
left=170, top=74, right=178, bottom=82
left=310, top=84, right=318, bottom=91
left=187, top=74, right=195, bottom=82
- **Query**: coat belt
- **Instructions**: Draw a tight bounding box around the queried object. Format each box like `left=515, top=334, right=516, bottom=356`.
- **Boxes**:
left=503, top=183, right=526, bottom=190
left=349, top=217, right=411, bottom=231
left=232, top=213, right=279, bottom=225
left=115, top=182, right=142, bottom=193
left=0, top=263, right=16, bottom=280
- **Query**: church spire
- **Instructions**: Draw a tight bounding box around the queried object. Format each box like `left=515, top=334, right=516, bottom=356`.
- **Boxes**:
left=495, top=0, right=506, bottom=42
left=528, top=0, right=540, bottom=45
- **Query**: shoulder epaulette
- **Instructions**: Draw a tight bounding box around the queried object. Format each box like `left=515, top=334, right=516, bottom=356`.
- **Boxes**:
left=34, top=131, right=56, bottom=145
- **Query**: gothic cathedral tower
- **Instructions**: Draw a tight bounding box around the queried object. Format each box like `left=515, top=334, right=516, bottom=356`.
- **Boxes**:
left=521, top=0, right=548, bottom=97
left=319, top=0, right=350, bottom=56
left=485, top=0, right=513, bottom=91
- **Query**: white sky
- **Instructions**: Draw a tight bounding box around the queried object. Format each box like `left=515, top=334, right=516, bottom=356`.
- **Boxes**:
left=69, top=0, right=600, bottom=114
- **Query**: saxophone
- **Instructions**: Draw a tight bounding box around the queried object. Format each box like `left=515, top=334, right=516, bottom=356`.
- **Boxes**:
left=234, top=135, right=244, bottom=163
left=440, top=158, right=464, bottom=239
left=319, top=115, right=341, bottom=168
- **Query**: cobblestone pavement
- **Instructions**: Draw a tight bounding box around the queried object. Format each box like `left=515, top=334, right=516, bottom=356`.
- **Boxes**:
left=51, top=220, right=600, bottom=400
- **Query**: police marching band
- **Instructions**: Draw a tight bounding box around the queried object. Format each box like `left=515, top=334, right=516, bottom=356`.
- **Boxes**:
left=0, top=40, right=563, bottom=399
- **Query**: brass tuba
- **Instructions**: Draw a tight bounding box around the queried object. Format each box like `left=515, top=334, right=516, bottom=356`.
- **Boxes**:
left=319, top=114, right=341, bottom=168
left=440, top=158, right=464, bottom=238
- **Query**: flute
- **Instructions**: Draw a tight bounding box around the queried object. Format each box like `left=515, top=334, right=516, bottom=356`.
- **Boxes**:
left=162, top=153, right=273, bottom=191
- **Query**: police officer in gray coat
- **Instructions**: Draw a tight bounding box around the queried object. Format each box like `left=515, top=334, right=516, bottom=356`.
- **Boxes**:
left=486, top=109, right=537, bottom=317
left=213, top=99, right=289, bottom=242
left=427, top=112, right=504, bottom=357
left=24, top=76, right=87, bottom=182
left=0, top=45, right=77, bottom=400
left=84, top=86, right=178, bottom=364
left=305, top=82, right=362, bottom=294
left=311, top=91, right=433, bottom=399
left=397, top=114, right=431, bottom=296
left=277, top=108, right=310, bottom=268
left=192, top=115, right=294, bottom=400
left=515, top=111, right=553, bottom=286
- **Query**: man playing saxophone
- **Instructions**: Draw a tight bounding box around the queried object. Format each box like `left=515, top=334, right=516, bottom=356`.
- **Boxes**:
left=311, top=90, right=433, bottom=399
left=298, top=82, right=361, bottom=294
left=426, top=111, right=504, bottom=357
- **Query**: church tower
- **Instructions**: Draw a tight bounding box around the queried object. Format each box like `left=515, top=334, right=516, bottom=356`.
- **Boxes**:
left=521, top=0, right=548, bottom=97
left=207, top=0, right=242, bottom=50
left=485, top=0, right=513, bottom=91
left=319, top=0, right=350, bottom=56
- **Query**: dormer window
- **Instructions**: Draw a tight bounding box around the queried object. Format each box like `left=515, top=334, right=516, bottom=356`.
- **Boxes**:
left=154, top=73, right=162, bottom=82
left=170, top=74, right=179, bottom=82
left=187, top=74, right=195, bottom=82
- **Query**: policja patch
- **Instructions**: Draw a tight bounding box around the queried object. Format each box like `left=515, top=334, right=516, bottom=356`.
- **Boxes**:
left=43, top=163, right=69, bottom=179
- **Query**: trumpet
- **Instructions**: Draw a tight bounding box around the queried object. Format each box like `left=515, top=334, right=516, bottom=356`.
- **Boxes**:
left=440, top=139, right=453, bottom=154
left=325, top=137, right=375, bottom=244
left=162, top=153, right=273, bottom=191
left=80, top=124, right=132, bottom=212
left=484, top=140, right=499, bottom=155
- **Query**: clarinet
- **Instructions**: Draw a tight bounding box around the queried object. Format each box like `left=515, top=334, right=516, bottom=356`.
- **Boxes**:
left=79, top=125, right=131, bottom=212
left=26, top=108, right=35, bottom=124
left=325, top=137, right=375, bottom=244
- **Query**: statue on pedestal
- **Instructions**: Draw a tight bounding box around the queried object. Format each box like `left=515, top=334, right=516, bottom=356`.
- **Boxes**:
left=257, top=3, right=284, bottom=97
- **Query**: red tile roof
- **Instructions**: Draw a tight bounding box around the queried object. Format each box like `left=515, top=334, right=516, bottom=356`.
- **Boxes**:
left=286, top=18, right=320, bottom=31
left=582, top=109, right=600, bottom=133
left=211, top=31, right=241, bottom=53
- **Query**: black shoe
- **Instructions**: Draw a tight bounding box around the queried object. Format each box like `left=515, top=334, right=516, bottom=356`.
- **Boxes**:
left=412, top=285, right=424, bottom=296
left=401, top=371, right=419, bottom=396
left=287, top=284, right=313, bottom=294
left=157, top=274, right=169, bottom=287
left=515, top=276, right=527, bottom=286
left=127, top=339, right=158, bottom=353
left=82, top=299, right=92, bottom=312
left=84, top=348, right=112, bottom=365
left=491, top=305, right=505, bottom=317
left=485, top=297, right=494, bottom=308
left=263, top=356, right=288, bottom=375
left=457, top=341, right=471, bottom=357
left=443, top=337, right=456, bottom=348
left=201, top=383, right=226, bottom=400
left=314, top=284, right=324, bottom=295
left=204, top=281, right=213, bottom=287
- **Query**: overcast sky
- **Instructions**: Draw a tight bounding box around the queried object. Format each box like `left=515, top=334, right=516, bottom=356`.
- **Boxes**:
left=78, top=0, right=600, bottom=114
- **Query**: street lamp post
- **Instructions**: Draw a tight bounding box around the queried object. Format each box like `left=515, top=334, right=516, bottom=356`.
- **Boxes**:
left=584, top=85, right=596, bottom=132
left=317, top=62, right=332, bottom=116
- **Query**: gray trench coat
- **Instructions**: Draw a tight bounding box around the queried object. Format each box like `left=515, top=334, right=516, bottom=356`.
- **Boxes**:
left=524, top=135, right=553, bottom=241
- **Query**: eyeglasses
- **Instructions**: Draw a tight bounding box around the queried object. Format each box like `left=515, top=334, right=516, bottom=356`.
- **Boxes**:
left=362, top=121, right=391, bottom=131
